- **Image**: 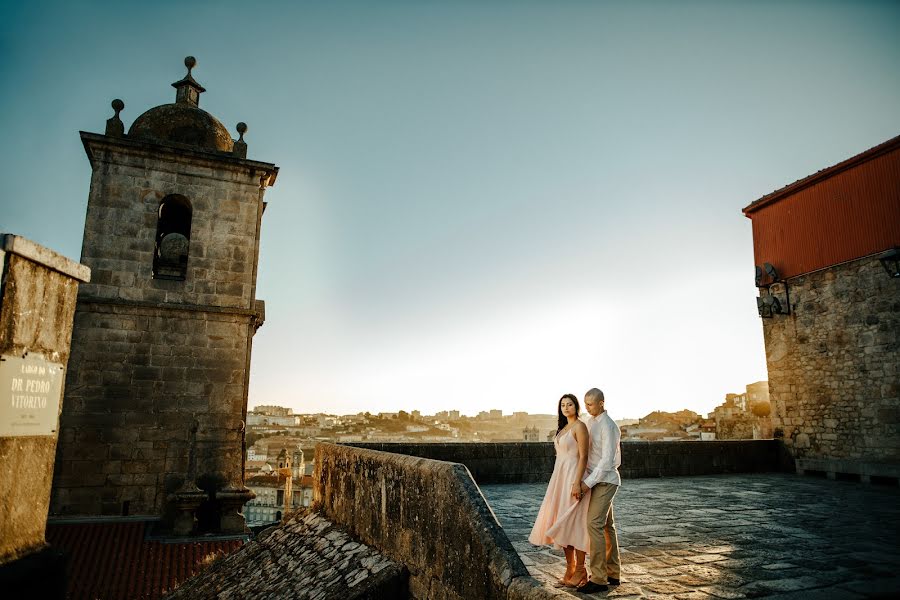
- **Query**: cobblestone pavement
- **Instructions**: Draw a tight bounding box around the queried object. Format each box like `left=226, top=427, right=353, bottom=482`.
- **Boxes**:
left=481, top=474, right=900, bottom=599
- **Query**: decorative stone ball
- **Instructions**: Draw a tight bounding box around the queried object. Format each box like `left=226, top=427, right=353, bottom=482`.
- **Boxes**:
left=185, top=56, right=197, bottom=70
left=111, top=99, right=124, bottom=113
left=236, top=122, right=247, bottom=135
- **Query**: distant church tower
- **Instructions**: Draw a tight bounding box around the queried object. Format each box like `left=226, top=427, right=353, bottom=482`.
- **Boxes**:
left=51, top=57, right=278, bottom=534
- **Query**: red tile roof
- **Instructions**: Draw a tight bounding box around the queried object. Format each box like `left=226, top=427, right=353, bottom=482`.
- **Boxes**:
left=45, top=520, right=244, bottom=600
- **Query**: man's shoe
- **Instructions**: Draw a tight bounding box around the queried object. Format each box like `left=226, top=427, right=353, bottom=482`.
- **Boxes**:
left=576, top=581, right=609, bottom=594
left=607, top=578, right=620, bottom=586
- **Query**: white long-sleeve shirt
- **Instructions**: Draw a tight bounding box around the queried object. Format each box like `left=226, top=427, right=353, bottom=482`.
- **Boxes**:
left=582, top=411, right=621, bottom=488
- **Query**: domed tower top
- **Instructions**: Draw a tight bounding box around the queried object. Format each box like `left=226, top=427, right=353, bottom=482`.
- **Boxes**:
left=127, top=56, right=235, bottom=153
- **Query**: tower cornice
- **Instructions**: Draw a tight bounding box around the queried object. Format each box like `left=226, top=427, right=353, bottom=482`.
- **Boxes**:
left=80, top=131, right=279, bottom=187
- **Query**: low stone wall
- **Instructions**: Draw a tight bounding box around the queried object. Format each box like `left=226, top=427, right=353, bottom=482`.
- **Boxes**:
left=348, top=440, right=792, bottom=484
left=0, top=234, right=89, bottom=598
left=346, top=442, right=553, bottom=484
left=315, top=443, right=564, bottom=600
left=620, top=440, right=793, bottom=478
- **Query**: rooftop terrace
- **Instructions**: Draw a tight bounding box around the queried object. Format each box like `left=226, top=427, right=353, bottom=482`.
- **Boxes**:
left=481, top=474, right=900, bottom=599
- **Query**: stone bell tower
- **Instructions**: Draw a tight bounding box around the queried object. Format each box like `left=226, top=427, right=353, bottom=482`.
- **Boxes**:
left=51, top=57, right=278, bottom=534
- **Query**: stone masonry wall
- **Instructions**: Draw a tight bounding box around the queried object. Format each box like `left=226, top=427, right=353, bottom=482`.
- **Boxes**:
left=0, top=236, right=88, bottom=565
left=315, top=443, right=532, bottom=600
left=79, top=140, right=265, bottom=308
left=764, top=255, right=899, bottom=466
left=52, top=137, right=273, bottom=518
left=52, top=304, right=252, bottom=516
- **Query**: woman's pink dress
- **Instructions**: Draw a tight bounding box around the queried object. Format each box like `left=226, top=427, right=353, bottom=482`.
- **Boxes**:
left=527, top=426, right=592, bottom=553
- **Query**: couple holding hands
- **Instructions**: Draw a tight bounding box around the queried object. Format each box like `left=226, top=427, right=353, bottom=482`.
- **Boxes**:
left=528, top=388, right=622, bottom=594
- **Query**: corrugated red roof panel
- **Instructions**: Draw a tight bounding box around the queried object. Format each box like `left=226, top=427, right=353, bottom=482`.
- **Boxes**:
left=743, top=134, right=900, bottom=214
left=741, top=134, right=900, bottom=279
left=45, top=521, right=244, bottom=600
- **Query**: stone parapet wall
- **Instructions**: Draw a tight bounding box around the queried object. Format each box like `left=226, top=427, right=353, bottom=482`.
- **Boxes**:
left=763, top=255, right=899, bottom=466
left=347, top=442, right=554, bottom=483
left=0, top=234, right=88, bottom=566
left=315, top=443, right=533, bottom=600
left=620, top=440, right=791, bottom=477
left=349, top=440, right=792, bottom=484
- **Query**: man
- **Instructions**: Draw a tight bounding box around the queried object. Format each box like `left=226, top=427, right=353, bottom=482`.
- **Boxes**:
left=575, top=388, right=622, bottom=594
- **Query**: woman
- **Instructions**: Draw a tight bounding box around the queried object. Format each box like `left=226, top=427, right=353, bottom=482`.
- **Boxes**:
left=528, top=393, right=592, bottom=587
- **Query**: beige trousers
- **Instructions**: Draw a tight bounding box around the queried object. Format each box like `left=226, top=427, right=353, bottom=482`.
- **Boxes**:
left=587, top=482, right=620, bottom=583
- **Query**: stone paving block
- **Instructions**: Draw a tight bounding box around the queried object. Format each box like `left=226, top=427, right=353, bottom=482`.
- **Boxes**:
left=607, top=583, right=642, bottom=597
left=753, top=576, right=826, bottom=593
left=836, top=575, right=900, bottom=598
left=674, top=591, right=714, bottom=600
left=699, top=586, right=748, bottom=599
left=621, top=563, right=650, bottom=575
left=762, top=562, right=799, bottom=570
left=688, top=554, right=730, bottom=564
left=674, top=574, right=715, bottom=586
left=645, top=581, right=690, bottom=594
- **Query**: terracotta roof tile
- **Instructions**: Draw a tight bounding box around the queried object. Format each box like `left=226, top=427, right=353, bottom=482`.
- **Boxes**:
left=45, top=520, right=244, bottom=600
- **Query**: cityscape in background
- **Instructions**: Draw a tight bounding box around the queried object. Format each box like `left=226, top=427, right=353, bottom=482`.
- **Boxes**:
left=244, top=380, right=772, bottom=525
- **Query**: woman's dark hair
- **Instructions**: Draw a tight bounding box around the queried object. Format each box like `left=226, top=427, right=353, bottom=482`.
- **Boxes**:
left=556, top=393, right=580, bottom=435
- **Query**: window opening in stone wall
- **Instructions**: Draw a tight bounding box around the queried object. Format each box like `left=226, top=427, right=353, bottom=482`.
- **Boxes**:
left=153, top=194, right=192, bottom=280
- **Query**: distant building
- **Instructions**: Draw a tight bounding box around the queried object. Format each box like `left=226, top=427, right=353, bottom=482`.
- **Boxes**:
left=700, top=420, right=717, bottom=441
left=744, top=135, right=899, bottom=479
left=523, top=426, right=539, bottom=442
left=254, top=405, right=294, bottom=417
left=709, top=382, right=771, bottom=440
left=245, top=473, right=288, bottom=525
left=247, top=413, right=298, bottom=427
left=622, top=410, right=701, bottom=441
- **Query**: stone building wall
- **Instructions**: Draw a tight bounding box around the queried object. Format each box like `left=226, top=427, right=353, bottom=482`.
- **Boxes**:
left=53, top=306, right=253, bottom=515
left=0, top=235, right=88, bottom=570
left=51, top=134, right=275, bottom=518
left=764, top=255, right=899, bottom=466
left=78, top=137, right=266, bottom=307
left=716, top=417, right=756, bottom=440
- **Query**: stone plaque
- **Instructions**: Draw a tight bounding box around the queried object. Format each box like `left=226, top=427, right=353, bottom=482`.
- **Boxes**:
left=0, top=354, right=64, bottom=437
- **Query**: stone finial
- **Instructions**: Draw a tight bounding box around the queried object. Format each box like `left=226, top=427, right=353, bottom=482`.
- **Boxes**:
left=105, top=99, right=125, bottom=137
left=171, top=55, right=206, bottom=107
left=232, top=122, right=248, bottom=158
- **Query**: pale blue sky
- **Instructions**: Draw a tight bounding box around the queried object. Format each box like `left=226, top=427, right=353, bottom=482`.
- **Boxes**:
left=2, top=1, right=898, bottom=417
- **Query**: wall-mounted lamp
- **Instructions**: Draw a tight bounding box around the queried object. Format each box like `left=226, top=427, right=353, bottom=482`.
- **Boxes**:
left=878, top=248, right=900, bottom=278
left=754, top=262, right=790, bottom=318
